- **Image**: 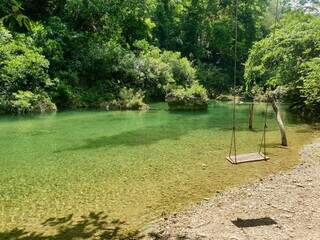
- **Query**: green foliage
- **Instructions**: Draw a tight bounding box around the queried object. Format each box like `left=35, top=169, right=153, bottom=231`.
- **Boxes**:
left=101, top=87, right=148, bottom=110
left=244, top=12, right=320, bottom=118
left=153, top=0, right=268, bottom=83
left=245, top=12, right=320, bottom=88
left=0, top=26, right=55, bottom=95
left=6, top=90, right=56, bottom=114
left=1, top=0, right=31, bottom=31
left=131, top=50, right=173, bottom=100
left=0, top=23, right=12, bottom=43
left=64, top=40, right=198, bottom=103
left=133, top=41, right=197, bottom=99
left=153, top=0, right=186, bottom=49
left=0, top=24, right=58, bottom=114
left=166, top=82, right=208, bottom=111
left=1, top=0, right=318, bottom=118
left=63, top=0, right=155, bottom=43
left=22, top=0, right=66, bottom=20
left=10, top=91, right=34, bottom=114
left=0, top=95, right=9, bottom=114
left=297, top=58, right=320, bottom=115
left=197, top=63, right=232, bottom=97
left=160, top=50, right=195, bottom=86
left=31, top=20, right=66, bottom=77
left=75, top=40, right=194, bottom=101
left=52, top=83, right=81, bottom=109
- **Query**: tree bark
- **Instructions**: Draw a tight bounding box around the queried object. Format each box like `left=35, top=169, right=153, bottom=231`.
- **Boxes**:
left=248, top=103, right=254, bottom=130
left=271, top=99, right=288, bottom=146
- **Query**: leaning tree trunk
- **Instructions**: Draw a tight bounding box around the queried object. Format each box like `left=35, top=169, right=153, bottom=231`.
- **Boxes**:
left=248, top=103, right=254, bottom=130
left=271, top=99, right=288, bottom=146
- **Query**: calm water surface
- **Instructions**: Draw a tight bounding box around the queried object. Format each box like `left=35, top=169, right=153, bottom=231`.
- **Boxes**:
left=0, top=102, right=318, bottom=235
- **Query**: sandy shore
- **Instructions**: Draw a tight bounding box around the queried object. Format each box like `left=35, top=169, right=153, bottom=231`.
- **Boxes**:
left=145, top=140, right=320, bottom=240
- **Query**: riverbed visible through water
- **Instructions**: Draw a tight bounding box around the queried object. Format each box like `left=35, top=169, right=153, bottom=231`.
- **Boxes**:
left=0, top=102, right=318, bottom=237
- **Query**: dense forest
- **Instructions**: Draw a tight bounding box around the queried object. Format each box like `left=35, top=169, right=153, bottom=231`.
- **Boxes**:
left=0, top=0, right=319, bottom=117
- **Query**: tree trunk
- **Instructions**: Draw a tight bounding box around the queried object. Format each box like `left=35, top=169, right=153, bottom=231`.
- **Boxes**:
left=271, top=99, right=288, bottom=146
left=248, top=103, right=254, bottom=130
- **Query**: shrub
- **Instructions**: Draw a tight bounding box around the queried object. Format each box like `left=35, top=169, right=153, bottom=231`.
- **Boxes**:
left=160, top=50, right=196, bottom=86
left=0, top=95, right=9, bottom=114
left=292, top=58, right=320, bottom=117
left=52, top=83, right=83, bottom=109
left=244, top=12, right=320, bottom=119
left=0, top=23, right=12, bottom=43
left=166, top=82, right=209, bottom=111
left=0, top=25, right=55, bottom=96
left=133, top=40, right=198, bottom=100
left=100, top=87, right=148, bottom=110
left=129, top=54, right=173, bottom=101
left=7, top=91, right=57, bottom=114
left=31, top=19, right=66, bottom=77
left=63, top=40, right=198, bottom=105
left=196, top=63, right=232, bottom=98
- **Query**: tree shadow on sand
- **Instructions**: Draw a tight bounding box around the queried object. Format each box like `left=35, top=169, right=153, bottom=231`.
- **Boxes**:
left=0, top=212, right=143, bottom=240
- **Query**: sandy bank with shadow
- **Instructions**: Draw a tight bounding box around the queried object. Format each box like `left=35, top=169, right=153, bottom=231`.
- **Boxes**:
left=145, top=140, right=320, bottom=240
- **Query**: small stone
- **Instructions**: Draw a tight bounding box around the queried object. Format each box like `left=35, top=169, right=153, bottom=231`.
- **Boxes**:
left=229, top=237, right=240, bottom=240
left=203, top=198, right=210, bottom=201
left=177, top=233, right=187, bottom=239
left=197, top=233, right=208, bottom=238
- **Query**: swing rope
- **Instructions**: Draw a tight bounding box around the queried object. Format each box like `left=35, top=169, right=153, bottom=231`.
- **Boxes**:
left=228, top=0, right=239, bottom=163
left=258, top=102, right=269, bottom=158
left=228, top=0, right=280, bottom=163
left=259, top=0, right=280, bottom=158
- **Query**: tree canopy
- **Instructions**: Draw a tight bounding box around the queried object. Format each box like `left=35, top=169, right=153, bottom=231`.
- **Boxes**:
left=245, top=12, right=320, bottom=117
left=0, top=0, right=319, bottom=116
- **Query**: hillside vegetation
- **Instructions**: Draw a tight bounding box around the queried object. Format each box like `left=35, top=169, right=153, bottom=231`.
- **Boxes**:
left=0, top=0, right=319, bottom=117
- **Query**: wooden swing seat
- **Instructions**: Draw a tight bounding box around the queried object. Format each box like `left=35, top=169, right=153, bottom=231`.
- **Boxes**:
left=226, top=152, right=269, bottom=164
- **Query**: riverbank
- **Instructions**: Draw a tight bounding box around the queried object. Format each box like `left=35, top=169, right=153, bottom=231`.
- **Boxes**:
left=146, top=139, right=320, bottom=239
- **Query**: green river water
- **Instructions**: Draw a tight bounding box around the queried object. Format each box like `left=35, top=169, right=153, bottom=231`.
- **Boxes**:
left=0, top=102, right=318, bottom=238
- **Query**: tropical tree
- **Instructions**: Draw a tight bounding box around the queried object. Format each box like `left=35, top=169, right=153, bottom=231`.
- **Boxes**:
left=245, top=12, right=320, bottom=144
left=1, top=0, right=31, bottom=31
